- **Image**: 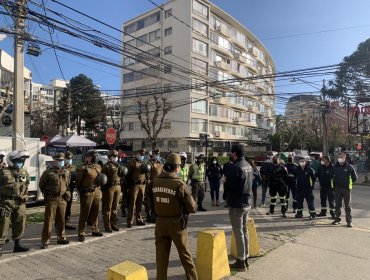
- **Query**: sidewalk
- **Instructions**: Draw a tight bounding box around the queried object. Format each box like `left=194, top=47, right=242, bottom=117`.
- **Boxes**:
left=1, top=185, right=367, bottom=279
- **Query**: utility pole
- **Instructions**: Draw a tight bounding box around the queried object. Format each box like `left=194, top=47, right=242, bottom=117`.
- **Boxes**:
left=322, top=79, right=328, bottom=155
left=12, top=0, right=27, bottom=150
left=66, top=84, right=71, bottom=135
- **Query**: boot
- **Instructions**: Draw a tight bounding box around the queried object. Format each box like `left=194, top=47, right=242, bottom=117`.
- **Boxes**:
left=295, top=211, right=303, bottom=218
left=13, top=239, right=29, bottom=253
left=245, top=258, right=250, bottom=270
left=309, top=212, right=316, bottom=220
left=197, top=204, right=207, bottom=211
left=230, top=259, right=246, bottom=272
left=330, top=210, right=336, bottom=220
left=266, top=205, right=275, bottom=215
left=146, top=212, right=153, bottom=223
left=317, top=209, right=327, bottom=217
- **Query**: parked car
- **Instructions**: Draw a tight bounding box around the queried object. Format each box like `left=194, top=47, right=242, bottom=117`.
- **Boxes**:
left=87, top=149, right=109, bottom=165
left=309, top=152, right=323, bottom=159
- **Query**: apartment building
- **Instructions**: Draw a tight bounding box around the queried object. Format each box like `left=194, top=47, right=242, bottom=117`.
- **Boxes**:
left=121, top=0, right=275, bottom=153
left=31, top=79, right=67, bottom=113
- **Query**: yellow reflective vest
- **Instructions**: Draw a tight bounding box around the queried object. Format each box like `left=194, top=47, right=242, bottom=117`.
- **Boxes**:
left=178, top=164, right=189, bottom=182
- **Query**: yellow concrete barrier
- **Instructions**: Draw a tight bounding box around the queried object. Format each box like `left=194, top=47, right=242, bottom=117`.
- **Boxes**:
left=106, top=260, right=148, bottom=280
left=196, top=229, right=230, bottom=280
left=230, top=218, right=260, bottom=258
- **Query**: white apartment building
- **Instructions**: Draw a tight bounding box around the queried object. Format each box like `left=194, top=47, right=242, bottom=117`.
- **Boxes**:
left=31, top=79, right=67, bottom=113
left=121, top=0, right=275, bottom=153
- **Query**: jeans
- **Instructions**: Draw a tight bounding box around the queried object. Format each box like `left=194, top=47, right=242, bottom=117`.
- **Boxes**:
left=261, top=181, right=269, bottom=204
left=334, top=188, right=352, bottom=223
left=209, top=179, right=220, bottom=201
left=229, top=207, right=250, bottom=261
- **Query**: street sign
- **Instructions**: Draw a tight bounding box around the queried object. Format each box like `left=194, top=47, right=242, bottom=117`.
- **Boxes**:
left=106, top=128, right=117, bottom=145
left=40, top=135, right=49, bottom=144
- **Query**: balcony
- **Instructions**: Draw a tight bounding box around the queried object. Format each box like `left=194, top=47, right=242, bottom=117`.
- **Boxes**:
left=235, top=54, right=247, bottom=64
left=230, top=37, right=247, bottom=51
left=213, top=131, right=228, bottom=138
left=211, top=44, right=233, bottom=58
left=246, top=61, right=258, bottom=73
left=214, top=60, right=230, bottom=71
left=215, top=25, right=231, bottom=38
left=232, top=117, right=240, bottom=125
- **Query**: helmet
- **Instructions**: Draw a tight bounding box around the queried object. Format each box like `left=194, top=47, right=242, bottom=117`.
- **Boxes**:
left=120, top=165, right=128, bottom=177
left=109, top=150, right=119, bottom=157
left=141, top=163, right=151, bottom=174
left=0, top=151, right=6, bottom=158
left=95, top=173, right=108, bottom=186
left=179, top=152, right=187, bottom=160
left=65, top=151, right=73, bottom=159
left=6, top=150, right=30, bottom=167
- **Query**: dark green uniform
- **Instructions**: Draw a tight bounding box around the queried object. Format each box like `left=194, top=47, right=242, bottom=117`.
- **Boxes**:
left=102, top=161, right=122, bottom=231
left=39, top=167, right=71, bottom=246
left=76, top=163, right=102, bottom=236
left=0, top=167, right=29, bottom=246
left=145, top=159, right=163, bottom=222
left=65, top=164, right=76, bottom=228
left=149, top=171, right=198, bottom=280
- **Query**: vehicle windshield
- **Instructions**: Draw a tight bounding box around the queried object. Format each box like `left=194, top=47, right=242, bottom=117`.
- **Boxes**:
left=98, top=151, right=109, bottom=156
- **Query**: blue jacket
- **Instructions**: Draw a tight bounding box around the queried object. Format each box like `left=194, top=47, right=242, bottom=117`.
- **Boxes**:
left=316, top=163, right=333, bottom=189
left=332, top=162, right=357, bottom=190
left=285, top=162, right=298, bottom=186
left=224, top=157, right=253, bottom=208
left=296, top=165, right=316, bottom=192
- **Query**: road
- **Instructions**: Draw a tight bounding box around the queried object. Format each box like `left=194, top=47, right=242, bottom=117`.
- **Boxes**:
left=0, top=184, right=368, bottom=280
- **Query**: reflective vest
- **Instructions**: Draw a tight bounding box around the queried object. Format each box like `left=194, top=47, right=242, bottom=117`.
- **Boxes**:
left=179, top=164, right=189, bottom=182
left=192, top=163, right=204, bottom=182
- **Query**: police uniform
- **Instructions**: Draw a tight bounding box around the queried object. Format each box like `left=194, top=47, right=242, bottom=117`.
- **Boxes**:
left=126, top=149, right=149, bottom=227
left=295, top=164, right=316, bottom=219
left=39, top=153, right=71, bottom=248
left=102, top=150, right=123, bottom=232
left=188, top=155, right=206, bottom=211
left=64, top=152, right=77, bottom=230
left=267, top=161, right=288, bottom=216
left=145, top=149, right=163, bottom=222
left=285, top=161, right=298, bottom=212
left=0, top=150, right=30, bottom=256
left=148, top=153, right=198, bottom=280
left=179, top=163, right=189, bottom=183
left=76, top=150, right=104, bottom=241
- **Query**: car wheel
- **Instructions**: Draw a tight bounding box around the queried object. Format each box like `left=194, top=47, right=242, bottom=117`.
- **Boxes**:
left=72, top=190, right=80, bottom=202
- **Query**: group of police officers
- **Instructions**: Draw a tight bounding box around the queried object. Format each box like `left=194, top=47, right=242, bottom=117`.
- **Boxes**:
left=260, top=152, right=357, bottom=227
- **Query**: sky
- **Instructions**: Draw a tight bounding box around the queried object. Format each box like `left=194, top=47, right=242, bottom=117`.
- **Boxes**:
left=1, top=0, right=370, bottom=114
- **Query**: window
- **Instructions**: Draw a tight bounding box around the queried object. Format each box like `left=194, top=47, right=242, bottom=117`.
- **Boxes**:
left=136, top=34, right=148, bottom=47
left=191, top=118, right=207, bottom=133
left=163, top=120, right=171, bottom=129
left=193, top=0, right=208, bottom=18
left=192, top=58, right=208, bottom=74
left=123, top=72, right=135, bottom=83
left=149, top=29, right=161, bottom=42
left=124, top=11, right=161, bottom=34
left=192, top=38, right=208, bottom=56
left=193, top=18, right=208, bottom=37
left=164, top=46, right=172, bottom=55
left=164, top=65, right=172, bottom=73
left=192, top=78, right=207, bottom=95
left=192, top=99, right=207, bottom=114
left=165, top=9, right=172, bottom=18
left=165, top=27, right=172, bottom=36
left=128, top=122, right=134, bottom=131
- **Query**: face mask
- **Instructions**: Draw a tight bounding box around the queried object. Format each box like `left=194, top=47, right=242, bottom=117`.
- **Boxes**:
left=14, top=162, right=24, bottom=169
left=56, top=161, right=65, bottom=168
left=137, top=155, right=144, bottom=161
left=111, top=157, right=118, bottom=163
left=213, top=161, right=217, bottom=165
left=299, top=162, right=305, bottom=167
left=338, top=158, right=345, bottom=164
left=321, top=161, right=325, bottom=165
left=154, top=155, right=160, bottom=161
left=90, top=156, right=96, bottom=164
left=65, top=159, right=72, bottom=165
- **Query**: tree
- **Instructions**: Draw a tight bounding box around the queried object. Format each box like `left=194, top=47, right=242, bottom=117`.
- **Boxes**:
left=30, top=110, right=59, bottom=138
left=56, top=74, right=106, bottom=135
left=137, top=94, right=170, bottom=150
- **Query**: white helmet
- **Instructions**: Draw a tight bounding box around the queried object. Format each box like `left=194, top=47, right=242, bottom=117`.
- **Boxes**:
left=148, top=150, right=153, bottom=156
left=179, top=152, right=187, bottom=159
left=6, top=150, right=30, bottom=167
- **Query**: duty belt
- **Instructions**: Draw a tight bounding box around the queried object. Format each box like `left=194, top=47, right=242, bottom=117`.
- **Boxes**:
left=45, top=192, right=61, bottom=197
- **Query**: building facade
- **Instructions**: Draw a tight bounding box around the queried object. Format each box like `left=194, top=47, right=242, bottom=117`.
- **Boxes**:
left=121, top=0, right=275, bottom=153
left=31, top=79, right=67, bottom=113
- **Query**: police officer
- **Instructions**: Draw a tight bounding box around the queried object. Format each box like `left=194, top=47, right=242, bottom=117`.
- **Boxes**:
left=0, top=151, right=6, bottom=168
left=0, top=150, right=30, bottom=256
left=188, top=154, right=207, bottom=211
left=76, top=150, right=104, bottom=241
left=64, top=151, right=77, bottom=230
left=145, top=149, right=163, bottom=223
left=178, top=152, right=189, bottom=183
left=102, top=150, right=123, bottom=232
left=266, top=157, right=288, bottom=217
left=295, top=157, right=316, bottom=219
left=285, top=156, right=298, bottom=213
left=39, top=153, right=71, bottom=249
left=259, top=159, right=272, bottom=207
left=316, top=155, right=335, bottom=218
left=148, top=153, right=198, bottom=280
left=332, top=153, right=357, bottom=227
left=126, top=149, right=149, bottom=228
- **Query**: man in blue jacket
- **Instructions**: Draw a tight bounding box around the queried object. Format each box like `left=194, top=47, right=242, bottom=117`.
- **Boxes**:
left=224, top=144, right=253, bottom=272
left=316, top=155, right=335, bottom=219
left=295, top=157, right=316, bottom=219
left=332, top=153, right=357, bottom=227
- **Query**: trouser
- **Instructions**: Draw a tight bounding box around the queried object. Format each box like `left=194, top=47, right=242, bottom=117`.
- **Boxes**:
left=334, top=188, right=352, bottom=223
left=191, top=181, right=205, bottom=206
left=42, top=196, right=67, bottom=244
left=261, top=180, right=269, bottom=204
left=229, top=207, right=250, bottom=261
left=252, top=185, right=258, bottom=208
left=320, top=187, right=335, bottom=214
left=296, top=189, right=316, bottom=217
left=78, top=188, right=102, bottom=235
left=209, top=179, right=220, bottom=201
left=286, top=182, right=297, bottom=210
left=102, top=185, right=121, bottom=230
left=120, top=181, right=130, bottom=216
left=268, top=183, right=287, bottom=214
left=155, top=217, right=198, bottom=280
left=127, top=184, right=145, bottom=225
left=0, top=199, right=26, bottom=245
left=65, top=187, right=74, bottom=225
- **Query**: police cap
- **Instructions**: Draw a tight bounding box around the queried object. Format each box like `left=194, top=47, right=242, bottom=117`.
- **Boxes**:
left=136, top=149, right=146, bottom=155
left=86, top=150, right=97, bottom=156
left=109, top=150, right=119, bottom=157
left=53, top=152, right=65, bottom=160
left=65, top=151, right=73, bottom=159
left=166, top=153, right=181, bottom=165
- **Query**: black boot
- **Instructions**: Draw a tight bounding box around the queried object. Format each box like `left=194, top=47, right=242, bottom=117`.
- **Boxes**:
left=317, top=209, right=327, bottom=217
left=197, top=204, right=207, bottom=211
left=13, top=239, right=29, bottom=253
left=309, top=212, right=316, bottom=220
left=230, top=259, right=246, bottom=272
left=295, top=211, right=303, bottom=218
left=330, top=210, right=336, bottom=219
left=266, top=205, right=275, bottom=215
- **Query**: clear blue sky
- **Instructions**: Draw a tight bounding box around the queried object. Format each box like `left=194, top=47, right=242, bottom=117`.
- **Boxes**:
left=1, top=0, right=369, bottom=113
